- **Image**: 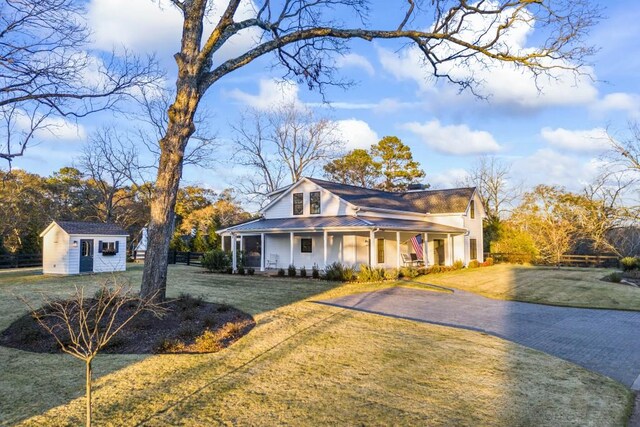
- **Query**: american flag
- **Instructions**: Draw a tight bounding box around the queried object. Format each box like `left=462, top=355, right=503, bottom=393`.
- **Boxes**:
left=410, top=234, right=424, bottom=260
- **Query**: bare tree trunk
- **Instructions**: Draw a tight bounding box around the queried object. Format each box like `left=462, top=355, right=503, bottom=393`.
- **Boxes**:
left=86, top=359, right=92, bottom=427
left=140, top=87, right=200, bottom=301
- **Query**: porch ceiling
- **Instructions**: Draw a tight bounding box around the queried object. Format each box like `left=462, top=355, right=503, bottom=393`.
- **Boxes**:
left=220, top=215, right=466, bottom=234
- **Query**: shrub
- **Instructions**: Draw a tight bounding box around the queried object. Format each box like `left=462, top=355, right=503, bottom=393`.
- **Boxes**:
left=247, top=268, right=255, bottom=275
left=312, top=265, right=320, bottom=279
left=201, top=249, right=230, bottom=272
left=277, top=268, right=285, bottom=277
left=237, top=266, right=245, bottom=275
left=452, top=260, right=464, bottom=270
left=225, top=267, right=233, bottom=274
left=324, top=262, right=355, bottom=282
left=604, top=272, right=622, bottom=283
left=357, top=264, right=385, bottom=282
left=300, top=266, right=307, bottom=277
left=192, top=330, right=222, bottom=353
left=384, top=268, right=399, bottom=280
left=287, top=264, right=297, bottom=277
left=468, top=260, right=480, bottom=268
left=400, top=266, right=419, bottom=279
left=620, top=257, right=639, bottom=271
left=484, top=257, right=494, bottom=266
left=428, top=265, right=442, bottom=274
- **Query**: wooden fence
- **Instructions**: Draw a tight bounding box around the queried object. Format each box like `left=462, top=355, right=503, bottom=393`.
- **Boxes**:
left=0, top=253, right=42, bottom=269
left=167, top=251, right=204, bottom=267
left=485, top=253, right=619, bottom=268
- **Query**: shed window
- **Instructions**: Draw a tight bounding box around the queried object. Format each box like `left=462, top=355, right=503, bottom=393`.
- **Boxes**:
left=470, top=239, right=478, bottom=261
left=301, top=238, right=312, bottom=253
left=293, top=193, right=303, bottom=215
left=376, top=238, right=385, bottom=264
left=101, top=241, right=118, bottom=256
left=310, top=191, right=321, bottom=214
left=470, top=200, right=475, bottom=219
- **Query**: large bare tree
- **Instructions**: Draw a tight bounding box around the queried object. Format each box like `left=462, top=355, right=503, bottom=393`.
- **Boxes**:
left=232, top=102, right=341, bottom=206
left=461, top=156, right=519, bottom=221
left=141, top=0, right=599, bottom=300
left=0, top=0, right=160, bottom=166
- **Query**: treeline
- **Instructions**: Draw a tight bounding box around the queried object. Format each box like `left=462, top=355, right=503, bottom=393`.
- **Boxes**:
left=0, top=168, right=250, bottom=255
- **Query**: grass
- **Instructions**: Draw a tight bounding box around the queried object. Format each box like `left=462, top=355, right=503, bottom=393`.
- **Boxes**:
left=416, top=264, right=640, bottom=310
left=0, top=264, right=633, bottom=426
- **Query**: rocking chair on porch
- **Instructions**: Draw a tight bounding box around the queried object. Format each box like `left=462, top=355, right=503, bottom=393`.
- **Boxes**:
left=266, top=253, right=279, bottom=269
left=401, top=253, right=424, bottom=267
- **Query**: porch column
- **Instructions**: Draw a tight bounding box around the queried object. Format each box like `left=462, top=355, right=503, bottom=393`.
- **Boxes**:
left=221, top=234, right=225, bottom=252
left=289, top=232, right=294, bottom=267
left=239, top=235, right=244, bottom=253
left=396, top=231, right=401, bottom=269
left=260, top=233, right=265, bottom=272
left=422, top=232, right=428, bottom=266
left=231, top=234, right=237, bottom=272
left=448, top=233, right=454, bottom=265
left=323, top=230, right=328, bottom=268
left=369, top=229, right=376, bottom=266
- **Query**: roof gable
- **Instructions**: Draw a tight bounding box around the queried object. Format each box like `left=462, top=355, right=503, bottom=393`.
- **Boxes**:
left=41, top=221, right=128, bottom=237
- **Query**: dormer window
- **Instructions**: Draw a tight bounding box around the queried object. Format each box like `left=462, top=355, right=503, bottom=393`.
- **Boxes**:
left=310, top=191, right=321, bottom=214
left=293, top=193, right=303, bottom=215
left=470, top=200, right=475, bottom=219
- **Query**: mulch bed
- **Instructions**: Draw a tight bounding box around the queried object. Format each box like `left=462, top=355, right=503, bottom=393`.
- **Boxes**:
left=0, top=295, right=255, bottom=354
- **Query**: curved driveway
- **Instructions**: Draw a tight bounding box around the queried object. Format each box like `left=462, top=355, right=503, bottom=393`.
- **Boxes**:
left=319, top=286, right=640, bottom=388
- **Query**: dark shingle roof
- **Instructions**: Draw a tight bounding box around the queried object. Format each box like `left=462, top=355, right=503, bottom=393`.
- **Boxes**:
left=224, top=216, right=465, bottom=233
left=306, top=178, right=475, bottom=214
left=55, top=221, right=128, bottom=236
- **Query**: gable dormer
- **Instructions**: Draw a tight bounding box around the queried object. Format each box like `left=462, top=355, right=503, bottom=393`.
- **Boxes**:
left=262, top=178, right=355, bottom=219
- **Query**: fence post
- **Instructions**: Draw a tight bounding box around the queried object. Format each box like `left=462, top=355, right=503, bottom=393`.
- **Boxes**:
left=186, top=251, right=191, bottom=266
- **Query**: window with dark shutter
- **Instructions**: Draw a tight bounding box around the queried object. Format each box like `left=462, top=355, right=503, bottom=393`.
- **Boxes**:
left=310, top=191, right=321, bottom=214
left=301, top=238, right=312, bottom=253
left=293, top=193, right=303, bottom=215
left=101, top=241, right=116, bottom=256
left=470, top=239, right=478, bottom=261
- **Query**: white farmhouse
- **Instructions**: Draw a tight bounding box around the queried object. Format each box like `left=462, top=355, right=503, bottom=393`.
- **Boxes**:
left=218, top=177, right=485, bottom=272
left=40, top=221, right=128, bottom=275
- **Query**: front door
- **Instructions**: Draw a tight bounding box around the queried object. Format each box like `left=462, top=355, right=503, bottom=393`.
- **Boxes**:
left=433, top=239, right=445, bottom=266
left=79, top=239, right=94, bottom=273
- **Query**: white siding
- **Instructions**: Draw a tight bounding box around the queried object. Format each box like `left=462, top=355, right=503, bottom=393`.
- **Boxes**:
left=462, top=192, right=484, bottom=262
left=42, top=225, right=70, bottom=274
left=263, top=180, right=354, bottom=219
left=87, top=236, right=127, bottom=273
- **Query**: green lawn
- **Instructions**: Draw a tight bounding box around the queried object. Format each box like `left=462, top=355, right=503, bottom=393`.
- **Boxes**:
left=0, top=265, right=633, bottom=426
left=415, top=264, right=640, bottom=310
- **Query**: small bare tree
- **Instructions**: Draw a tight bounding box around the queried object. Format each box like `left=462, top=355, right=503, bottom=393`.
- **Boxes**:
left=607, top=122, right=640, bottom=174
left=232, top=102, right=342, bottom=206
left=20, top=281, right=166, bottom=427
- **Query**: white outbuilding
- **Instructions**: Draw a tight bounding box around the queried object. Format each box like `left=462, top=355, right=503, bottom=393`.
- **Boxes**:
left=40, top=221, right=128, bottom=275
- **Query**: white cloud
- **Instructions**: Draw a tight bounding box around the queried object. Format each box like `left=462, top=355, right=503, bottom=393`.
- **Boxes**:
left=87, top=0, right=259, bottom=63
left=331, top=119, right=379, bottom=150
left=335, top=53, right=375, bottom=76
left=512, top=149, right=604, bottom=190
left=12, top=111, right=86, bottom=141
left=376, top=3, right=598, bottom=108
left=540, top=127, right=610, bottom=152
left=402, top=120, right=501, bottom=155
left=307, top=97, right=420, bottom=113
left=226, top=79, right=302, bottom=110
left=592, top=92, right=640, bottom=118
left=428, top=168, right=470, bottom=189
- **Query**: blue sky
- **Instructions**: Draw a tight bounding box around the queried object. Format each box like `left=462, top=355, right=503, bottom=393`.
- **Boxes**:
left=12, top=0, right=640, bottom=202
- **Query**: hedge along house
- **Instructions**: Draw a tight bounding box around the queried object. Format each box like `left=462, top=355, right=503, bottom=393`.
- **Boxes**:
left=218, top=177, right=485, bottom=272
left=40, top=221, right=128, bottom=275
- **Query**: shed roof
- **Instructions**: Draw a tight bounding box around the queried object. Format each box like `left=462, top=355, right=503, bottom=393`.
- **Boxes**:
left=41, top=221, right=128, bottom=237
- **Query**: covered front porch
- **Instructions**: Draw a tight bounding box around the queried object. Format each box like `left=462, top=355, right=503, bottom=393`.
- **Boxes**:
left=219, top=217, right=466, bottom=272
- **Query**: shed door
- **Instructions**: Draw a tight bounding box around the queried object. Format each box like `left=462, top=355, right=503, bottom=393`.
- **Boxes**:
left=79, top=239, right=94, bottom=273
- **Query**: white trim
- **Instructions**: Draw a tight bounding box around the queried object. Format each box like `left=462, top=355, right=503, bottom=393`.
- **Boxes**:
left=216, top=218, right=263, bottom=234
left=289, top=232, right=294, bottom=266
left=323, top=230, right=328, bottom=268
left=396, top=231, right=401, bottom=270
left=260, top=233, right=265, bottom=272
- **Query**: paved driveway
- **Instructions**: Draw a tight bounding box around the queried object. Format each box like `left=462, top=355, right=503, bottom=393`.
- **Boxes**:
left=319, top=286, right=640, bottom=388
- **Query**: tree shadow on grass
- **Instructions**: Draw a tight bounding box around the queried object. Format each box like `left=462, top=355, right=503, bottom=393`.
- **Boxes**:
left=0, top=264, right=345, bottom=425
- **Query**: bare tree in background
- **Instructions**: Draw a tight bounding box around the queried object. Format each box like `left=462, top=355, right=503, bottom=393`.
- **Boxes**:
left=20, top=280, right=166, bottom=427
left=461, top=156, right=519, bottom=221
left=0, top=0, right=160, bottom=166
left=141, top=0, right=600, bottom=301
left=232, top=102, right=342, bottom=207
left=607, top=122, right=640, bottom=175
